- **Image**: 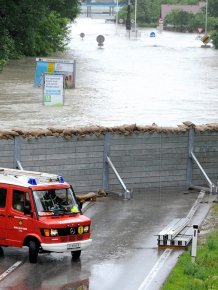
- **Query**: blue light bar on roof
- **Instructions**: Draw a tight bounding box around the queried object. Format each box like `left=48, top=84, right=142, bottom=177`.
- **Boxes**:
left=59, top=176, right=64, bottom=183
left=28, top=178, right=37, bottom=185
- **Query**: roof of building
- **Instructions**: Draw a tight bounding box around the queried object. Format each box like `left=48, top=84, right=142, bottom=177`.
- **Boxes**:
left=161, top=2, right=205, bottom=19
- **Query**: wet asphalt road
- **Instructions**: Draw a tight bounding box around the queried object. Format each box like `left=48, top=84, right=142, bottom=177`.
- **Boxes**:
left=0, top=190, right=198, bottom=290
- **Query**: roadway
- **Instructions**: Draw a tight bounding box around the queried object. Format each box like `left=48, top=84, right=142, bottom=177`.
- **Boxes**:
left=0, top=190, right=203, bottom=290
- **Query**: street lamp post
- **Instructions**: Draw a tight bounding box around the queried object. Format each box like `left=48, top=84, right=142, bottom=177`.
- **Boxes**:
left=134, top=0, right=137, bottom=38
left=201, top=0, right=210, bottom=48
left=205, top=0, right=208, bottom=35
left=116, top=0, right=119, bottom=34
left=126, top=0, right=131, bottom=37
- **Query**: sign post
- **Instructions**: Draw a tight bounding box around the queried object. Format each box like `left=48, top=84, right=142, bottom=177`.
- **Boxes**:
left=43, top=74, right=65, bottom=106
left=126, top=0, right=131, bottom=35
left=158, top=18, right=164, bottom=33
left=96, top=35, right=105, bottom=47
left=191, top=224, right=199, bottom=263
left=201, top=34, right=210, bottom=47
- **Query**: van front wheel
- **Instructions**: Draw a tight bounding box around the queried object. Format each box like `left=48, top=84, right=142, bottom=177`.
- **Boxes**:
left=29, top=240, right=39, bottom=263
left=71, top=250, right=81, bottom=260
left=0, top=246, right=4, bottom=257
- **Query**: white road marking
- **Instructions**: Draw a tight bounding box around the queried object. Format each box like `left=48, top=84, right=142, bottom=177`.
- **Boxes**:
left=0, top=261, right=22, bottom=282
left=138, top=249, right=173, bottom=290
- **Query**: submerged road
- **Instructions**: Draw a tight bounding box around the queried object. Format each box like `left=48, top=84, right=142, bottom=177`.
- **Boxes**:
left=0, top=191, right=200, bottom=290
left=0, top=18, right=218, bottom=129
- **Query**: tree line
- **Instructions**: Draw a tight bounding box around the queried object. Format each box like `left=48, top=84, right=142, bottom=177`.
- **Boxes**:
left=119, top=0, right=218, bottom=48
left=0, top=0, right=80, bottom=71
left=0, top=0, right=218, bottom=71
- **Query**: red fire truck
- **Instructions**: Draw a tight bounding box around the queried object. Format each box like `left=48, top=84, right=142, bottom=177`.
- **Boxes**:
left=0, top=167, right=92, bottom=263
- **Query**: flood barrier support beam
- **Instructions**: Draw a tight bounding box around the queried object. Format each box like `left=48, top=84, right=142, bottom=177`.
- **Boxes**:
left=106, top=156, right=132, bottom=200
left=14, top=136, right=21, bottom=169
left=16, top=161, right=23, bottom=170
left=102, top=133, right=132, bottom=199
left=190, top=151, right=216, bottom=194
left=186, top=128, right=217, bottom=194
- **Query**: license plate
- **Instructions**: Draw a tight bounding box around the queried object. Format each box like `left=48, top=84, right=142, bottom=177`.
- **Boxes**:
left=67, top=243, right=80, bottom=250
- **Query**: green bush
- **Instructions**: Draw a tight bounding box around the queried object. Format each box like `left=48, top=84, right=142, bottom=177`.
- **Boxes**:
left=0, top=0, right=79, bottom=69
left=31, top=12, right=70, bottom=56
left=211, top=30, right=218, bottom=48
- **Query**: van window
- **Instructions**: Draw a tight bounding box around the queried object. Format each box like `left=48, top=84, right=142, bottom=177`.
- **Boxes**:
left=13, top=190, right=25, bottom=212
left=13, top=190, right=31, bottom=212
left=33, top=188, right=80, bottom=216
left=0, top=188, right=7, bottom=208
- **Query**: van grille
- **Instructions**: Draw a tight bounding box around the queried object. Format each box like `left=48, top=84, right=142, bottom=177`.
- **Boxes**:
left=58, top=227, right=78, bottom=236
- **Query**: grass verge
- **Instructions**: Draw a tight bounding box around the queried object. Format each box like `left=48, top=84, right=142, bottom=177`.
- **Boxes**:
left=162, top=204, right=218, bottom=290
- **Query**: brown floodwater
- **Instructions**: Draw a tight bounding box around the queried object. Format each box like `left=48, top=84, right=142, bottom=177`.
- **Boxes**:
left=0, top=17, right=218, bottom=130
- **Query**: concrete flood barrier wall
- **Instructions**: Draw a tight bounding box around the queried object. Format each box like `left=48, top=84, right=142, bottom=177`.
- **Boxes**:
left=0, top=123, right=218, bottom=194
left=105, top=132, right=188, bottom=193
left=191, top=130, right=218, bottom=190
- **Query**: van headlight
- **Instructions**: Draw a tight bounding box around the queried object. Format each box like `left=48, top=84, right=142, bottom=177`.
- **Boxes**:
left=76, top=225, right=89, bottom=234
left=83, top=226, right=89, bottom=233
left=50, top=229, right=58, bottom=236
left=42, top=229, right=58, bottom=237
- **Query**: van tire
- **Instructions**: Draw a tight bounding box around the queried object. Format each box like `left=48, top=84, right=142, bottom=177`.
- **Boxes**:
left=29, top=240, right=39, bottom=263
left=71, top=250, right=81, bottom=260
left=0, top=246, right=4, bottom=257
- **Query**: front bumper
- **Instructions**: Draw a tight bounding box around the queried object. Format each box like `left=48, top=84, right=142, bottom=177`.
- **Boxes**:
left=41, top=238, right=92, bottom=253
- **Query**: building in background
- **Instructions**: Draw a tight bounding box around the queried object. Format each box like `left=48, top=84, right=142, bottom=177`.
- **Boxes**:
left=161, top=1, right=205, bottom=20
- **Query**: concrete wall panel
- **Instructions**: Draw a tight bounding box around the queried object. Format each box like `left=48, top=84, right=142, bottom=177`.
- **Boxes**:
left=0, top=128, right=218, bottom=194
left=108, top=132, right=188, bottom=193
left=0, top=140, right=14, bottom=167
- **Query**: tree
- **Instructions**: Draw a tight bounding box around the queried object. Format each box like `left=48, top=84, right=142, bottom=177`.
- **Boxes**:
left=0, top=0, right=80, bottom=70
left=163, top=0, right=198, bottom=3
left=208, top=0, right=218, bottom=18
left=165, top=9, right=194, bottom=31
left=188, top=12, right=205, bottom=32
left=137, top=0, right=162, bottom=25
left=32, top=11, right=70, bottom=56
left=46, top=0, right=80, bottom=21
left=211, top=29, right=218, bottom=48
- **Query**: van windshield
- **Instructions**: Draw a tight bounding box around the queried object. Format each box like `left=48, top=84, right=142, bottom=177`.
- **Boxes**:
left=33, top=188, right=80, bottom=216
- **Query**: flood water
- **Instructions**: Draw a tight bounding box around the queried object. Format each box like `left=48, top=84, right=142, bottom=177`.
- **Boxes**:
left=0, top=17, right=218, bottom=130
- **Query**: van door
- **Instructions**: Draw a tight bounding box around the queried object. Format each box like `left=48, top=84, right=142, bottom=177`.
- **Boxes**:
left=6, top=188, right=33, bottom=247
left=0, top=187, right=7, bottom=242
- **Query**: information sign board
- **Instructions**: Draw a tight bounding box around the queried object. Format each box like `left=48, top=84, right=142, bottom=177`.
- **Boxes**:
left=43, top=74, right=64, bottom=106
left=35, top=58, right=75, bottom=89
